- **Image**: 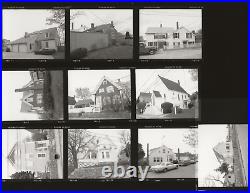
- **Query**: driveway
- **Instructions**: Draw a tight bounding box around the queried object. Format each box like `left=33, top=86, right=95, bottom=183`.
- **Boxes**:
left=140, top=47, right=202, bottom=59
left=3, top=52, right=54, bottom=59
left=145, top=163, right=197, bottom=179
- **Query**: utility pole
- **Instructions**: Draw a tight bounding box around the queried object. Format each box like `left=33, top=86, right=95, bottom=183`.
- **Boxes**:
left=147, top=143, right=149, bottom=165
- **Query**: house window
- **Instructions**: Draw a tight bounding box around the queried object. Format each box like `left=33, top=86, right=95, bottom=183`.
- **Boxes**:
left=166, top=34, right=168, bottom=39
left=178, top=94, right=180, bottom=101
left=182, top=95, right=183, bottom=100
left=106, top=152, right=110, bottom=158
left=160, top=157, right=163, bottom=162
left=30, top=44, right=32, bottom=50
left=154, top=34, right=165, bottom=39
left=103, top=80, right=108, bottom=85
left=26, top=97, right=33, bottom=103
left=164, top=94, right=166, bottom=98
left=45, top=32, right=49, bottom=38
left=36, top=142, right=47, bottom=148
left=106, top=96, right=111, bottom=104
left=153, top=42, right=157, bottom=46
left=99, top=88, right=104, bottom=93
left=37, top=153, right=46, bottom=158
left=102, top=152, right=105, bottom=159
left=36, top=93, right=43, bottom=104
left=45, top=41, right=49, bottom=48
left=148, top=42, right=153, bottom=46
left=163, top=149, right=165, bottom=153
left=106, top=86, right=114, bottom=93
left=154, top=157, right=156, bottom=162
left=173, top=33, right=179, bottom=39
left=186, top=33, right=192, bottom=38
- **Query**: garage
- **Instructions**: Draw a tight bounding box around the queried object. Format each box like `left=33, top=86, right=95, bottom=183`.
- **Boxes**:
left=12, top=44, right=27, bottom=53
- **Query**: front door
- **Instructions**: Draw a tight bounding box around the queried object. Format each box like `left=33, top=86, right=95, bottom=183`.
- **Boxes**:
left=96, top=96, right=102, bottom=108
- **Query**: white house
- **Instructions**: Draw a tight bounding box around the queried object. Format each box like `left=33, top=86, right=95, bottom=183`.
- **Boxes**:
left=77, top=135, right=121, bottom=168
left=139, top=75, right=191, bottom=115
left=149, top=145, right=176, bottom=166
left=144, top=22, right=195, bottom=50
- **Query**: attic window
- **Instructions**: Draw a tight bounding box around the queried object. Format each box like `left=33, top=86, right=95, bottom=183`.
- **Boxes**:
left=45, top=32, right=50, bottom=38
left=163, top=149, right=166, bottom=153
left=173, top=33, right=179, bottom=39
left=106, top=86, right=114, bottom=93
left=186, top=33, right=192, bottom=38
left=103, top=80, right=108, bottom=85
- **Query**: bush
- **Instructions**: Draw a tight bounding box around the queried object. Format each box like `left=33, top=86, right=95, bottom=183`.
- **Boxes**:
left=137, top=102, right=147, bottom=113
left=71, top=48, right=88, bottom=59
left=118, top=159, right=130, bottom=166
left=188, top=103, right=194, bottom=109
left=161, top=102, right=173, bottom=114
left=6, top=47, right=10, bottom=52
left=176, top=106, right=182, bottom=113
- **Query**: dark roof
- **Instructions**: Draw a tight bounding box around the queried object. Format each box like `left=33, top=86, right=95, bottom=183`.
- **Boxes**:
left=68, top=96, right=76, bottom=105
left=146, top=27, right=175, bottom=34
left=84, top=24, right=116, bottom=33
left=10, top=27, right=58, bottom=45
left=139, top=92, right=152, bottom=98
left=153, top=90, right=162, bottom=97
left=75, top=99, right=94, bottom=106
left=158, top=75, right=188, bottom=94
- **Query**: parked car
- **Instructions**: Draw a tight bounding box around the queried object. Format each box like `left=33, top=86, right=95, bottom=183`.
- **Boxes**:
left=151, top=162, right=179, bottom=172
left=139, top=43, right=157, bottom=55
left=34, top=48, right=56, bottom=55
left=179, top=160, right=193, bottom=166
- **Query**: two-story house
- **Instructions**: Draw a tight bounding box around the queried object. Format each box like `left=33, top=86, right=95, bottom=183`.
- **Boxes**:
left=149, top=145, right=176, bottom=166
left=93, top=76, right=131, bottom=112
left=15, top=71, right=45, bottom=113
left=144, top=22, right=195, bottom=50
left=9, top=27, right=61, bottom=53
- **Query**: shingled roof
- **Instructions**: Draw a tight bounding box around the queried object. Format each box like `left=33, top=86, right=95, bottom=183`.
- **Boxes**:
left=145, top=27, right=175, bottom=34
left=158, top=75, right=188, bottom=94
left=153, top=90, right=162, bottom=97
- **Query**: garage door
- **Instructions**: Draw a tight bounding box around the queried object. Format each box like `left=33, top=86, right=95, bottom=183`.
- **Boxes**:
left=18, top=44, right=28, bottom=52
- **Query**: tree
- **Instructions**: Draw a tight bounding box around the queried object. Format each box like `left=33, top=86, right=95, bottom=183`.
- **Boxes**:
left=119, top=130, right=131, bottom=158
left=138, top=143, right=145, bottom=161
left=189, top=69, right=198, bottom=81
left=68, top=129, right=95, bottom=169
left=46, top=10, right=65, bottom=44
left=204, top=174, right=224, bottom=187
left=183, top=129, right=198, bottom=150
left=75, top=87, right=91, bottom=100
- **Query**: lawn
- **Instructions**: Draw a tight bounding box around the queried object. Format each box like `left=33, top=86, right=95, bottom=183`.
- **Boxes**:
left=3, top=51, right=64, bottom=59
left=70, top=111, right=131, bottom=120
left=83, top=45, right=133, bottom=59
left=137, top=107, right=198, bottom=119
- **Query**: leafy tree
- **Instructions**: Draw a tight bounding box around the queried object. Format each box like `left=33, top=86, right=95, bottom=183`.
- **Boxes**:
left=119, top=130, right=131, bottom=158
left=183, top=129, right=198, bottom=149
left=75, top=87, right=91, bottom=100
left=138, top=143, right=145, bottom=161
left=189, top=69, right=198, bottom=81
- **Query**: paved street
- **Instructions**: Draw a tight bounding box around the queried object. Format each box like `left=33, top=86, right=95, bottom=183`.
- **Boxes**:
left=3, top=52, right=54, bottom=59
left=140, top=48, right=201, bottom=59
left=146, top=163, right=197, bottom=179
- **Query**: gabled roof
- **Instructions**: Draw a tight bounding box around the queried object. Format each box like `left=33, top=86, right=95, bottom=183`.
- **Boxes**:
left=84, top=24, right=116, bottom=33
left=7, top=143, right=17, bottom=167
left=158, top=75, right=188, bottom=94
left=68, top=96, right=76, bottom=105
left=153, top=90, right=162, bottom=97
left=146, top=27, right=175, bottom=34
left=150, top=145, right=172, bottom=152
left=10, top=27, right=58, bottom=45
left=139, top=92, right=152, bottom=98
left=20, top=101, right=33, bottom=113
left=93, top=76, right=123, bottom=94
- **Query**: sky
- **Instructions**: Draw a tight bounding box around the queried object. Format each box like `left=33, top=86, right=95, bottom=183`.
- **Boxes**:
left=68, top=70, right=130, bottom=97
left=198, top=124, right=228, bottom=187
left=2, top=71, right=39, bottom=121
left=136, top=69, right=198, bottom=98
left=2, top=129, right=32, bottom=179
left=87, top=129, right=130, bottom=149
left=3, top=9, right=59, bottom=41
left=138, top=128, right=197, bottom=155
left=140, top=9, right=202, bottom=37
left=71, top=9, right=133, bottom=34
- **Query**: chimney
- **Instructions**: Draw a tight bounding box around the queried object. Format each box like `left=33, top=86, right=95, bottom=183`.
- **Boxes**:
left=160, top=24, right=162, bottom=28
left=117, top=79, right=120, bottom=82
left=176, top=22, right=179, bottom=30
left=178, top=80, right=180, bottom=85
left=91, top=23, right=94, bottom=28
left=24, top=32, right=29, bottom=38
left=71, top=22, right=74, bottom=30
left=111, top=21, right=114, bottom=27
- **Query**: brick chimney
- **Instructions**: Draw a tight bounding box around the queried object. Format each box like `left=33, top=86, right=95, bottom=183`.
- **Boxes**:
left=24, top=32, right=29, bottom=38
left=91, top=23, right=94, bottom=28
left=71, top=22, right=74, bottom=30
left=160, top=24, right=162, bottom=28
left=178, top=80, right=180, bottom=85
left=176, top=21, right=179, bottom=30
left=111, top=21, right=114, bottom=27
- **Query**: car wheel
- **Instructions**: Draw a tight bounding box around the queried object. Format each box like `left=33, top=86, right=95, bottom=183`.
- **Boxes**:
left=149, top=50, right=155, bottom=55
left=163, top=168, right=167, bottom=172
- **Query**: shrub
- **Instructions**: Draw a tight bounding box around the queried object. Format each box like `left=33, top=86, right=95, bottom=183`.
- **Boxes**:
left=6, top=47, right=10, bottom=52
left=137, top=102, right=147, bottom=113
left=161, top=102, right=173, bottom=114
left=176, top=106, right=182, bottom=113
left=188, top=103, right=194, bottom=109
left=71, top=48, right=88, bottom=59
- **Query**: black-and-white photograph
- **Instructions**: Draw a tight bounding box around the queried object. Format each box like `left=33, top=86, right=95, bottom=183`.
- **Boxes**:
left=138, top=128, right=198, bottom=179
left=68, top=70, right=131, bottom=120
left=198, top=124, right=248, bottom=188
left=2, top=129, right=63, bottom=179
left=70, top=9, right=133, bottom=59
left=139, top=9, right=202, bottom=59
left=3, top=9, right=65, bottom=59
left=136, top=69, right=198, bottom=119
left=68, top=129, right=131, bottom=179
left=2, top=71, right=64, bottom=121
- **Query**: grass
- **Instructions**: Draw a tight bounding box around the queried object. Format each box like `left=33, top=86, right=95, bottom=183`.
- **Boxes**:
left=83, top=45, right=133, bottom=59
left=52, top=51, right=65, bottom=59
left=70, top=111, right=131, bottom=120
